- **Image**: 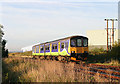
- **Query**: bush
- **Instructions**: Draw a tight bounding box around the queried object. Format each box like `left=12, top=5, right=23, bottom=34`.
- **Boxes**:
left=108, top=42, right=120, bottom=60
left=9, top=51, right=32, bottom=57
left=20, top=51, right=32, bottom=56
left=89, top=47, right=105, bottom=55
left=87, top=43, right=120, bottom=65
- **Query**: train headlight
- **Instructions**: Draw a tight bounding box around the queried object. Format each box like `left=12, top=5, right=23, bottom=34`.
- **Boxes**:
left=71, top=51, right=75, bottom=53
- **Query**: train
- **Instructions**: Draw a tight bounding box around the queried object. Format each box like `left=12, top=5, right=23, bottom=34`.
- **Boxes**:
left=32, top=35, right=88, bottom=61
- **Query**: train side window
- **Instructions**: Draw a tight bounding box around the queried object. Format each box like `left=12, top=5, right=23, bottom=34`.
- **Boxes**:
left=52, top=44, right=57, bottom=50
left=40, top=46, right=43, bottom=51
left=65, top=42, right=68, bottom=48
left=34, top=47, right=36, bottom=53
left=61, top=42, right=64, bottom=49
left=47, top=45, right=49, bottom=50
left=45, top=45, right=47, bottom=50
left=32, top=47, right=35, bottom=53
left=45, top=45, right=49, bottom=50
left=55, top=44, right=57, bottom=49
left=36, top=46, right=39, bottom=52
left=52, top=45, right=54, bottom=50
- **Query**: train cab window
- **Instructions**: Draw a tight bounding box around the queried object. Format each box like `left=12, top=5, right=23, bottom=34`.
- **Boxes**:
left=83, top=39, right=88, bottom=47
left=71, top=39, right=76, bottom=47
left=65, top=42, right=68, bottom=48
left=77, top=39, right=82, bottom=47
left=61, top=42, right=64, bottom=49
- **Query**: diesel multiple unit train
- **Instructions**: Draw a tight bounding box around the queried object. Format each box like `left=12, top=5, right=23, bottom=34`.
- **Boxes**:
left=32, top=35, right=88, bottom=61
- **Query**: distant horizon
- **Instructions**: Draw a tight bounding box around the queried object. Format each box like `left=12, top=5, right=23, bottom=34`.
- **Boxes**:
left=9, top=50, right=23, bottom=53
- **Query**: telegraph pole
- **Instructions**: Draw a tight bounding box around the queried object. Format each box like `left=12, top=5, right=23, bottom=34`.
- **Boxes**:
left=111, top=19, right=117, bottom=46
left=104, top=19, right=117, bottom=51
left=105, top=19, right=109, bottom=51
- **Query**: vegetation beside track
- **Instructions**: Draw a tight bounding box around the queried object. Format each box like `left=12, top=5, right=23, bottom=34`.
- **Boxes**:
left=9, top=51, right=32, bottom=57
left=87, top=42, right=120, bottom=66
left=2, top=57, right=118, bottom=82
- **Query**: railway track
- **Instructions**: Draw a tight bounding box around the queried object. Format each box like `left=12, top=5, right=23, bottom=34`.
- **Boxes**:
left=75, top=63, right=120, bottom=80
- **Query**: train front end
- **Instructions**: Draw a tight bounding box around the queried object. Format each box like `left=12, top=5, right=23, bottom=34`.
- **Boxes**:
left=70, top=36, right=88, bottom=61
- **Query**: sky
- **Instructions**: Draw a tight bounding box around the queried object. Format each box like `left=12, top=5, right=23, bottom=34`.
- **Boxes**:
left=0, top=0, right=119, bottom=51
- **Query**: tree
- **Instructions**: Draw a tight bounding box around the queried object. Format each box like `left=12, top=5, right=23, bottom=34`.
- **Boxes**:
left=2, top=40, right=6, bottom=57
left=2, top=39, right=8, bottom=58
left=0, top=24, right=8, bottom=58
left=2, top=40, right=8, bottom=58
left=0, top=24, right=4, bottom=36
left=5, top=49, right=8, bottom=58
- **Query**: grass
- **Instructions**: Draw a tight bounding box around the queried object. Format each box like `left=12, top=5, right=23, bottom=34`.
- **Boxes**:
left=9, top=51, right=32, bottom=57
left=2, top=57, right=118, bottom=83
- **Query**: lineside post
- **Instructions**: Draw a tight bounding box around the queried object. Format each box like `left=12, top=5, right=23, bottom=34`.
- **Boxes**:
left=105, top=19, right=109, bottom=51
left=105, top=19, right=117, bottom=51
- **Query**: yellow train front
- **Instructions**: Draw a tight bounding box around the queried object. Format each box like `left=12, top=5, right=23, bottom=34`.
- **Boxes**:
left=32, top=35, right=88, bottom=61
left=69, top=36, right=88, bottom=61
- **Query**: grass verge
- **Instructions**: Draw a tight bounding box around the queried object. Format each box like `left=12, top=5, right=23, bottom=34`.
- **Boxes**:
left=2, top=58, right=118, bottom=82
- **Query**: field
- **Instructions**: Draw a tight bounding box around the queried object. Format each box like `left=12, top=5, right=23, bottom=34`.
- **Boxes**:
left=2, top=43, right=120, bottom=82
left=2, top=57, right=119, bottom=83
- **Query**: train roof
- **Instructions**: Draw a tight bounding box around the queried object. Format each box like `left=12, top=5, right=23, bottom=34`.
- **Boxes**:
left=33, top=35, right=88, bottom=47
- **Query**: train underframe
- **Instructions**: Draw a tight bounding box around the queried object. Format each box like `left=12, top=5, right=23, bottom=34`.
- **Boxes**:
left=33, top=53, right=88, bottom=62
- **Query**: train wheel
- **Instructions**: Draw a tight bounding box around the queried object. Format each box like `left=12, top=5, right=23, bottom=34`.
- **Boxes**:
left=61, top=57, right=66, bottom=61
left=40, top=56, right=44, bottom=60
left=35, top=56, right=38, bottom=59
left=58, top=56, right=62, bottom=61
left=66, top=57, right=71, bottom=62
left=52, top=56, right=55, bottom=60
left=46, top=56, right=50, bottom=60
left=50, top=56, right=52, bottom=60
left=32, top=56, right=36, bottom=59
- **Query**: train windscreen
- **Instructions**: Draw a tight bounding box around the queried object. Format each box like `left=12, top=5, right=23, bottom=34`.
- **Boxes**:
left=77, top=39, right=82, bottom=47
left=71, top=39, right=76, bottom=47
left=83, top=39, right=88, bottom=47
left=70, top=37, right=88, bottom=47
